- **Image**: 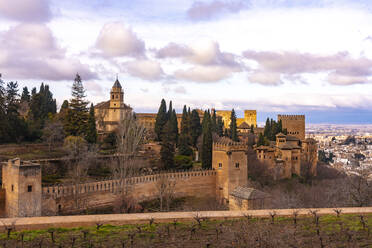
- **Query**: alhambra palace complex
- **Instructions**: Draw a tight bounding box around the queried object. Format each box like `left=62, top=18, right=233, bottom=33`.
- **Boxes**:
left=0, top=79, right=317, bottom=217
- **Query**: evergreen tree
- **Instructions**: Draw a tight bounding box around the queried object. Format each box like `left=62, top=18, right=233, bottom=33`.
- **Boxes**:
left=250, top=124, right=254, bottom=134
left=160, top=120, right=175, bottom=170
left=85, top=103, right=97, bottom=143
left=257, top=133, right=265, bottom=146
left=190, top=109, right=202, bottom=147
left=64, top=73, right=89, bottom=136
left=5, top=82, right=27, bottom=142
left=216, top=116, right=224, bottom=136
left=154, top=99, right=167, bottom=141
left=21, top=87, right=30, bottom=102
left=229, top=109, right=239, bottom=141
left=211, top=109, right=217, bottom=133
left=201, top=111, right=212, bottom=169
left=0, top=74, right=7, bottom=143
left=179, top=105, right=192, bottom=156
left=169, top=109, right=179, bottom=144
left=60, top=100, right=69, bottom=112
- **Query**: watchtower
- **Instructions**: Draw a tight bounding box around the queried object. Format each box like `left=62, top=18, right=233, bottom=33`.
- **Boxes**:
left=278, top=115, right=305, bottom=140
left=244, top=110, right=257, bottom=127
left=212, top=138, right=248, bottom=204
left=2, top=158, right=42, bottom=217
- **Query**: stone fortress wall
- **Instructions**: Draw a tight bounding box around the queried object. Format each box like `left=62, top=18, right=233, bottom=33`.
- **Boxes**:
left=42, top=170, right=217, bottom=215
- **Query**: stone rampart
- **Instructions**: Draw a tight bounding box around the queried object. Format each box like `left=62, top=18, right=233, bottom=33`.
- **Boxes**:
left=42, top=169, right=217, bottom=215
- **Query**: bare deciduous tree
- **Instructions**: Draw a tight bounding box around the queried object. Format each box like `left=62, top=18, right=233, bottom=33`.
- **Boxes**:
left=64, top=136, right=96, bottom=209
left=42, top=120, right=65, bottom=151
left=347, top=169, right=372, bottom=207
left=109, top=112, right=146, bottom=210
left=155, top=175, right=176, bottom=211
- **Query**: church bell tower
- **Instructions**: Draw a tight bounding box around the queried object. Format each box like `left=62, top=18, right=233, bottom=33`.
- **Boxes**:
left=110, top=78, right=124, bottom=108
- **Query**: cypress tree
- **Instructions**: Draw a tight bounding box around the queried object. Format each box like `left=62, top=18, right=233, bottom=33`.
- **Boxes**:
left=60, top=100, right=69, bottom=112
left=217, top=116, right=224, bottom=137
left=21, top=87, right=30, bottom=102
left=201, top=111, right=212, bottom=169
left=85, top=103, right=97, bottom=143
left=64, top=73, right=89, bottom=137
left=257, top=133, right=265, bottom=146
left=170, top=109, right=179, bottom=144
left=190, top=109, right=202, bottom=147
left=154, top=99, right=167, bottom=141
left=211, top=109, right=217, bottom=133
left=179, top=105, right=192, bottom=155
left=250, top=124, right=254, bottom=134
left=160, top=120, right=175, bottom=170
left=229, top=109, right=238, bottom=142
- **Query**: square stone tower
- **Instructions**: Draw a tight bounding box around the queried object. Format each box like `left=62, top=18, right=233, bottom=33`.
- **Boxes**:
left=278, top=115, right=305, bottom=140
left=244, top=110, right=257, bottom=127
left=2, top=158, right=42, bottom=217
left=212, top=138, right=248, bottom=204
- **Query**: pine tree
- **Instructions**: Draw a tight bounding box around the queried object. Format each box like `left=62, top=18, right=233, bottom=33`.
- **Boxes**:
left=229, top=109, right=239, bottom=142
left=0, top=75, right=8, bottom=143
left=190, top=109, right=202, bottom=147
left=160, top=120, right=175, bottom=170
left=154, top=99, right=167, bottom=141
left=21, top=87, right=30, bottom=102
left=85, top=103, right=97, bottom=143
left=64, top=73, right=89, bottom=137
left=201, top=111, right=212, bottom=169
left=5, top=82, right=27, bottom=142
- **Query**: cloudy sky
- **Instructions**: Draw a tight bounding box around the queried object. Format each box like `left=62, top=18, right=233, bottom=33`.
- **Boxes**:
left=1, top=0, right=372, bottom=124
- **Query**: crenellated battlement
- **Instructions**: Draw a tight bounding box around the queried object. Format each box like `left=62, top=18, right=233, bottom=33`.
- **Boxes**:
left=278, top=115, right=305, bottom=120
left=42, top=169, right=217, bottom=198
left=213, top=137, right=248, bottom=152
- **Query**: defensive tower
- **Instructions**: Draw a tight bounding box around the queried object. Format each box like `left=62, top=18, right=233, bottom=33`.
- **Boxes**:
left=2, top=158, right=41, bottom=217
left=212, top=138, right=248, bottom=204
left=278, top=115, right=305, bottom=140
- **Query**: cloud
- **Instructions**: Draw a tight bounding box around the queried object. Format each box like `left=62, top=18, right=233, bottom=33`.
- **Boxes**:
left=122, top=60, right=164, bottom=80
left=248, top=71, right=282, bottom=85
left=174, top=65, right=235, bottom=82
left=187, top=0, right=249, bottom=20
left=0, top=24, right=96, bottom=81
left=174, top=86, right=187, bottom=94
left=243, top=50, right=372, bottom=85
left=156, top=42, right=192, bottom=58
left=157, top=40, right=240, bottom=67
left=96, top=22, right=145, bottom=58
left=0, top=0, right=52, bottom=22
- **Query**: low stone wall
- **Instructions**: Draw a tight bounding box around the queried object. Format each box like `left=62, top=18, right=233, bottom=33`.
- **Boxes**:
left=2, top=207, right=372, bottom=231
left=42, top=170, right=217, bottom=215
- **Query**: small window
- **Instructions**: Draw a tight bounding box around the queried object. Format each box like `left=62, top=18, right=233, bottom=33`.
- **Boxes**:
left=218, top=163, right=222, bottom=168
left=11, top=185, right=14, bottom=192
left=116, top=95, right=118, bottom=99
left=235, top=163, right=239, bottom=168
left=27, top=185, right=32, bottom=192
left=112, top=94, right=114, bottom=99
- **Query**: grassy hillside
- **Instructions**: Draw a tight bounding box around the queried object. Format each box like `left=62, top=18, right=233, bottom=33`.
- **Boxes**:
left=0, top=213, right=371, bottom=247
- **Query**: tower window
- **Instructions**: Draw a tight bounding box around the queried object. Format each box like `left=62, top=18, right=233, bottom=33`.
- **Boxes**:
left=116, top=95, right=118, bottom=99
left=11, top=185, right=14, bottom=192
left=218, top=163, right=222, bottom=168
left=235, top=163, right=240, bottom=168
left=112, top=94, right=114, bottom=99
left=27, top=185, right=32, bottom=192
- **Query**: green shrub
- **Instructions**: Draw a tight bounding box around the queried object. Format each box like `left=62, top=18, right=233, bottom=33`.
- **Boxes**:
left=174, top=155, right=193, bottom=170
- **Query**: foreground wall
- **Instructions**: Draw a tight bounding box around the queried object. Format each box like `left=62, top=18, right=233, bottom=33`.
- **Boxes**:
left=2, top=207, right=372, bottom=231
left=42, top=170, right=217, bottom=215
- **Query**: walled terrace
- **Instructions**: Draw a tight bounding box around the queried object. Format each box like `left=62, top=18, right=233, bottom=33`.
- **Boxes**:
left=1, top=207, right=371, bottom=231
